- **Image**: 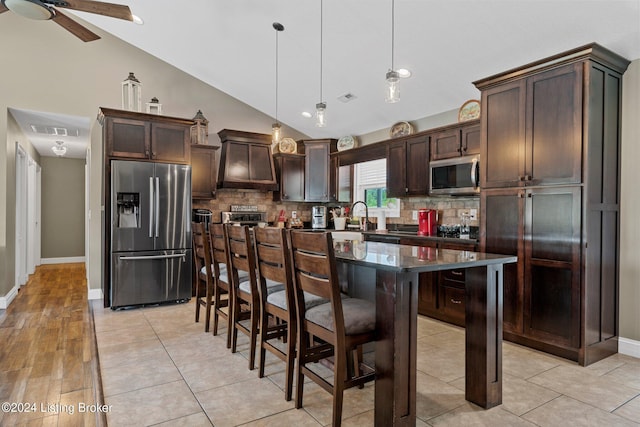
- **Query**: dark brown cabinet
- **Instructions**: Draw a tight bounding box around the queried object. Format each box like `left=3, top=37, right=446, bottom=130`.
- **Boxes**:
left=480, top=63, right=582, bottom=189
left=303, top=139, right=337, bottom=202
left=476, top=44, right=629, bottom=365
left=191, top=144, right=219, bottom=199
left=273, top=153, right=305, bottom=202
left=430, top=121, right=480, bottom=160
left=386, top=134, right=429, bottom=197
left=101, top=108, right=191, bottom=164
left=217, top=130, right=278, bottom=191
left=368, top=233, right=475, bottom=326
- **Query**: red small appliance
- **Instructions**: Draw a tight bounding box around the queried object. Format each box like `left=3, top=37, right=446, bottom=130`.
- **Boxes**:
left=417, top=209, right=437, bottom=236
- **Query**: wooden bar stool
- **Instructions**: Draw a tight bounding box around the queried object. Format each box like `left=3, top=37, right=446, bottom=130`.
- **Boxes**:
left=253, top=226, right=297, bottom=400
left=288, top=230, right=376, bottom=427
left=208, top=223, right=237, bottom=348
left=226, top=224, right=283, bottom=370
left=192, top=222, right=214, bottom=332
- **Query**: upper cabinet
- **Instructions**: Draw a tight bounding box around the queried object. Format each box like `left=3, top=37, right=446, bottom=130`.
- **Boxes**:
left=273, top=153, right=305, bottom=202
left=217, top=129, right=278, bottom=191
left=304, top=138, right=337, bottom=202
left=387, top=134, right=429, bottom=197
left=99, top=107, right=192, bottom=164
left=191, top=144, right=219, bottom=199
left=478, top=62, right=584, bottom=189
left=430, top=121, right=480, bottom=160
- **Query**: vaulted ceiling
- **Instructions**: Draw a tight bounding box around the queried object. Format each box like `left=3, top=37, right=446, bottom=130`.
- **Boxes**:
left=7, top=0, right=640, bottom=159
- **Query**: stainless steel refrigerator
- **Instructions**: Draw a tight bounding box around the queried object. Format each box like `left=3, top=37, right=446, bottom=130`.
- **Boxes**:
left=110, top=160, right=192, bottom=309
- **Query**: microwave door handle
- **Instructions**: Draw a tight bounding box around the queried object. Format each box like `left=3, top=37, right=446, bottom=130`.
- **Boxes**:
left=149, top=177, right=154, bottom=238
left=471, top=158, right=479, bottom=188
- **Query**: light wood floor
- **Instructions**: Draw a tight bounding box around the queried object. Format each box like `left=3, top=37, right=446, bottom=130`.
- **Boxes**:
left=0, top=263, right=105, bottom=427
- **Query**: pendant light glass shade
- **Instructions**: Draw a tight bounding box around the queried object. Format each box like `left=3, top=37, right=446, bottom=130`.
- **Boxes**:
left=385, top=70, right=400, bottom=103
left=272, top=123, right=281, bottom=145
left=315, top=102, right=326, bottom=127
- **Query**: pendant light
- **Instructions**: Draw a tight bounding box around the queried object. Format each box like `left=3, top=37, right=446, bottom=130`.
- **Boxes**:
left=272, top=22, right=285, bottom=145
left=315, top=0, right=327, bottom=127
left=385, top=0, right=400, bottom=103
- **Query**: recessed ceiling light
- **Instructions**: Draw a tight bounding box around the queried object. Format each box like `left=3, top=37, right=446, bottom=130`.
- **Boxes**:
left=301, top=111, right=312, bottom=118
left=337, top=93, right=357, bottom=103
left=397, top=68, right=412, bottom=78
left=132, top=15, right=144, bottom=25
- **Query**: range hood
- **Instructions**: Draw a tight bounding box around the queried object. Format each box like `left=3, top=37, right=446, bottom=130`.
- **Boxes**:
left=217, top=129, right=279, bottom=191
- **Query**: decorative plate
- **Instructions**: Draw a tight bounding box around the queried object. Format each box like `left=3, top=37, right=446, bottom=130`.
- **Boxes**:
left=337, top=135, right=357, bottom=151
left=390, top=121, right=414, bottom=138
left=279, top=137, right=297, bottom=154
left=458, top=99, right=481, bottom=122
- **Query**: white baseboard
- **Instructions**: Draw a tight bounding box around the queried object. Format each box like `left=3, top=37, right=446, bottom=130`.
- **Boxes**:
left=619, top=337, right=640, bottom=359
left=87, top=288, right=103, bottom=300
left=41, top=256, right=86, bottom=264
left=0, top=285, right=19, bottom=309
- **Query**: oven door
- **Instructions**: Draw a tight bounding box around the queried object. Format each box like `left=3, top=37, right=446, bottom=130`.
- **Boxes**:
left=429, top=155, right=480, bottom=196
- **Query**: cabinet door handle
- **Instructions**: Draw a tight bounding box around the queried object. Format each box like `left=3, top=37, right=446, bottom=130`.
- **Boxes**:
left=451, top=270, right=463, bottom=276
left=519, top=175, right=526, bottom=181
left=450, top=298, right=462, bottom=304
left=525, top=175, right=532, bottom=181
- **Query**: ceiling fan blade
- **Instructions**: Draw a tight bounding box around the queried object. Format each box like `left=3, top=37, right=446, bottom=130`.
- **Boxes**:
left=56, top=0, right=132, bottom=21
left=52, top=8, right=100, bottom=42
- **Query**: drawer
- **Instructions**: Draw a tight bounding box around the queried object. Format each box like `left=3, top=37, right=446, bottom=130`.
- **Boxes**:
left=441, top=268, right=465, bottom=286
left=441, top=285, right=465, bottom=326
left=439, top=241, right=477, bottom=251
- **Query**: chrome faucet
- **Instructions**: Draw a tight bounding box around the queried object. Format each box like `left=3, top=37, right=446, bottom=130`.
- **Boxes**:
left=351, top=201, right=369, bottom=231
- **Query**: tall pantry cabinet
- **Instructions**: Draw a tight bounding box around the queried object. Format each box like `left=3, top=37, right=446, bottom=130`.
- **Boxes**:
left=475, top=44, right=629, bottom=365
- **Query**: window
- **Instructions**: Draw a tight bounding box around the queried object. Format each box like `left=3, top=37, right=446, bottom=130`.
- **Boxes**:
left=353, top=159, right=400, bottom=218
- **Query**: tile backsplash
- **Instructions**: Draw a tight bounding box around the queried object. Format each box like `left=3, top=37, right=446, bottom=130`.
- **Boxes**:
left=193, top=190, right=479, bottom=229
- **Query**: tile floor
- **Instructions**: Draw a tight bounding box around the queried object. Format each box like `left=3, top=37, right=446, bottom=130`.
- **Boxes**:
left=92, top=300, right=640, bottom=426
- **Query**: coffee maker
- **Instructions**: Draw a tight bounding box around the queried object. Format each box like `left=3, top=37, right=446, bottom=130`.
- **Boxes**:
left=312, top=206, right=327, bottom=229
left=418, top=209, right=437, bottom=236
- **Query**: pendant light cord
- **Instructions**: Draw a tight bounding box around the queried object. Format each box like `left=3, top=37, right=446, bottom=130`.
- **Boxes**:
left=320, top=0, right=323, bottom=103
left=391, top=0, right=395, bottom=70
left=275, top=28, right=279, bottom=124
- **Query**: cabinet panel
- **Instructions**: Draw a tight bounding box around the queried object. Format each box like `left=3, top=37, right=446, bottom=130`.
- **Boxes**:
left=418, top=272, right=437, bottom=316
left=430, top=129, right=460, bottom=160
left=481, top=189, right=524, bottom=334
left=482, top=80, right=526, bottom=188
left=152, top=123, right=190, bottom=163
left=250, top=144, right=275, bottom=181
left=191, top=145, right=218, bottom=199
left=441, top=286, right=465, bottom=327
left=386, top=141, right=407, bottom=197
left=405, top=136, right=429, bottom=195
left=305, top=143, right=330, bottom=201
left=106, top=117, right=150, bottom=159
left=527, top=63, right=583, bottom=185
left=523, top=187, right=581, bottom=348
left=273, top=154, right=304, bottom=202
left=462, top=124, right=481, bottom=155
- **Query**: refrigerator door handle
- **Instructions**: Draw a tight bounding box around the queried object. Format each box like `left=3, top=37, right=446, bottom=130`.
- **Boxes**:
left=149, top=177, right=154, bottom=238
left=119, top=253, right=187, bottom=261
left=155, top=177, right=160, bottom=238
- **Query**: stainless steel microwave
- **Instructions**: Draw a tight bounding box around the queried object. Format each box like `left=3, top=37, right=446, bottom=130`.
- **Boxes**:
left=429, top=154, right=480, bottom=196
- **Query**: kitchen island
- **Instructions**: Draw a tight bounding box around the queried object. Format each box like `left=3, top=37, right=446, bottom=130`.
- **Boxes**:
left=333, top=240, right=517, bottom=427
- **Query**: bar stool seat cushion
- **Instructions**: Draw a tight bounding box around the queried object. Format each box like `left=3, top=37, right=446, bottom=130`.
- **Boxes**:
left=219, top=268, right=249, bottom=284
left=267, top=290, right=329, bottom=311
left=239, top=278, right=284, bottom=296
left=201, top=263, right=227, bottom=277
left=305, top=298, right=376, bottom=335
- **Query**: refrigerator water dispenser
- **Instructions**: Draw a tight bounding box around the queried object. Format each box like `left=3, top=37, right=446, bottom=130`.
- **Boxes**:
left=116, top=192, right=139, bottom=228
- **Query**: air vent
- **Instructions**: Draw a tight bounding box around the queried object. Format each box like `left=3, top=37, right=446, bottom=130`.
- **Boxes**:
left=29, top=124, right=79, bottom=137
left=337, top=93, right=357, bottom=103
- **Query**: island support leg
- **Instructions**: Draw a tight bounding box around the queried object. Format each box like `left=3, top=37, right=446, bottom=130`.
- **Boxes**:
left=465, top=264, right=504, bottom=408
left=374, top=270, right=418, bottom=427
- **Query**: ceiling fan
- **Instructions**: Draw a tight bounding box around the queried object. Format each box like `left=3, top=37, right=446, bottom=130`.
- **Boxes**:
left=0, top=0, right=133, bottom=42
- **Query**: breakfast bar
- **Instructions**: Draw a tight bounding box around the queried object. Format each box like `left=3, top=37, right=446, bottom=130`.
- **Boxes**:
left=334, top=240, right=517, bottom=427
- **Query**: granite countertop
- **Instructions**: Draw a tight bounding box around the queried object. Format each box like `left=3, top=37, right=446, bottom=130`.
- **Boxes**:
left=333, top=240, right=515, bottom=273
